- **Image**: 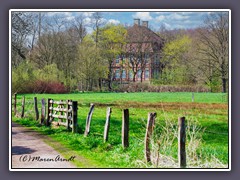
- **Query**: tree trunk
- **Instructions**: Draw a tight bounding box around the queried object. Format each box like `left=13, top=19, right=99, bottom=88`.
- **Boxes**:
left=140, top=70, right=144, bottom=83
left=98, top=78, right=102, bottom=92
left=133, top=72, right=137, bottom=82
left=108, top=79, right=112, bottom=91
left=222, top=78, right=227, bottom=93
left=108, top=61, right=113, bottom=91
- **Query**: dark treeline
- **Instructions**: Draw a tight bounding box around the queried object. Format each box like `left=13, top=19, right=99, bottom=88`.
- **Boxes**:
left=11, top=12, right=229, bottom=93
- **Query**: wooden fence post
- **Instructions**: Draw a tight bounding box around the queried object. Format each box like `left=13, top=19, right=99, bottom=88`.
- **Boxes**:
left=46, top=98, right=52, bottom=126
left=192, top=92, right=194, bottom=102
left=41, top=98, right=45, bottom=124
left=66, top=100, right=70, bottom=130
left=122, top=109, right=129, bottom=148
left=58, top=100, right=62, bottom=124
left=72, top=101, right=78, bottom=133
left=145, top=112, right=157, bottom=163
left=34, top=97, right=39, bottom=121
left=84, top=103, right=95, bottom=136
left=14, top=93, right=17, bottom=116
left=21, top=96, right=25, bottom=118
left=104, top=107, right=112, bottom=143
left=178, top=117, right=186, bottom=168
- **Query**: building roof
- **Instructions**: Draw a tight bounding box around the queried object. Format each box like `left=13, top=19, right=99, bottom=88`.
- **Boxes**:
left=126, top=24, right=164, bottom=53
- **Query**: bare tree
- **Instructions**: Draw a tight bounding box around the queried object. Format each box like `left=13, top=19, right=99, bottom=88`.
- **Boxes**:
left=91, top=12, right=105, bottom=47
left=11, top=12, right=33, bottom=66
left=197, top=12, right=229, bottom=93
left=69, top=15, right=87, bottom=43
left=91, top=12, right=106, bottom=91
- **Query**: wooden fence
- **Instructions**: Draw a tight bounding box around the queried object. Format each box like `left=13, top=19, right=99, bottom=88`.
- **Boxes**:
left=12, top=93, right=187, bottom=168
left=47, top=99, right=78, bottom=133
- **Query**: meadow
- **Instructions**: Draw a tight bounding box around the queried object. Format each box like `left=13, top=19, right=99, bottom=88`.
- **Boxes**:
left=12, top=92, right=229, bottom=168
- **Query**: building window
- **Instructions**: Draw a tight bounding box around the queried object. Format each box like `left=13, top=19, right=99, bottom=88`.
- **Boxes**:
left=129, top=71, right=133, bottom=79
left=145, top=69, right=149, bottom=79
left=115, top=69, right=120, bottom=79
left=116, top=55, right=120, bottom=64
left=155, top=54, right=160, bottom=64
left=145, top=53, right=149, bottom=63
left=122, top=70, right=126, bottom=79
left=153, top=69, right=159, bottom=79
left=137, top=70, right=141, bottom=78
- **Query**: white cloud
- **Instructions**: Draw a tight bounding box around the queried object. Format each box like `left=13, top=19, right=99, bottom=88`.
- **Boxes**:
left=154, top=12, right=163, bottom=14
left=86, top=27, right=93, bottom=34
left=169, top=13, right=189, bottom=20
left=46, top=12, right=75, bottom=22
left=82, top=12, right=94, bottom=17
left=63, top=12, right=72, bottom=17
left=174, top=24, right=185, bottom=29
left=107, top=19, right=120, bottom=25
left=47, top=12, right=72, bottom=17
left=65, top=16, right=75, bottom=21
left=153, top=12, right=171, bottom=15
left=155, top=15, right=165, bottom=21
left=83, top=17, right=92, bottom=25
left=162, top=22, right=171, bottom=29
left=132, top=12, right=153, bottom=21
left=177, top=12, right=195, bottom=15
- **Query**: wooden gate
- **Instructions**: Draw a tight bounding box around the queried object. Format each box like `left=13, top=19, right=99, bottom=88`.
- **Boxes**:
left=47, top=99, right=78, bottom=133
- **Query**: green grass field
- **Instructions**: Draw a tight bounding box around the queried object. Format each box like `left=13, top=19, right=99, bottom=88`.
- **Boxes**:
left=20, top=92, right=227, bottom=104
left=12, top=92, right=229, bottom=168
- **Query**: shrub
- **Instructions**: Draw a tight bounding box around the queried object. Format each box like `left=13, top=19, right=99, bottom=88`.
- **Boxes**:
left=12, top=61, right=36, bottom=94
left=12, top=61, right=69, bottom=94
left=112, top=82, right=210, bottom=93
left=30, top=80, right=68, bottom=94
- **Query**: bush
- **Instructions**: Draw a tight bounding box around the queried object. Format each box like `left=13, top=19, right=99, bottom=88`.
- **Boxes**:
left=29, top=80, right=68, bottom=94
left=12, top=61, right=36, bottom=94
left=13, top=79, right=68, bottom=94
left=12, top=61, right=69, bottom=94
left=113, top=82, right=210, bottom=93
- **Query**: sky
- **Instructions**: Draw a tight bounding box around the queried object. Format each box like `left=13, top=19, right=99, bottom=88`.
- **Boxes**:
left=43, top=10, right=218, bottom=32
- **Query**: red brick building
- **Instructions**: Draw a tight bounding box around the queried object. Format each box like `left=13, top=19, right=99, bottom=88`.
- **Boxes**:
left=113, top=19, right=164, bottom=83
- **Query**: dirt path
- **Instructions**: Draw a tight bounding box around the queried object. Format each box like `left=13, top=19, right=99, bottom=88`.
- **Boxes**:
left=11, top=123, right=76, bottom=169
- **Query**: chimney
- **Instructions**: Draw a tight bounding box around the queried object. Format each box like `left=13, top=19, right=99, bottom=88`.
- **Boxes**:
left=142, top=21, right=148, bottom=28
left=134, top=18, right=140, bottom=26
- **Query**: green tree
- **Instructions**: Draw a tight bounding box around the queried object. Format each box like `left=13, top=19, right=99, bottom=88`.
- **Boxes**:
left=97, top=24, right=127, bottom=91
left=12, top=61, right=36, bottom=93
left=161, top=35, right=192, bottom=84
left=77, top=36, right=106, bottom=91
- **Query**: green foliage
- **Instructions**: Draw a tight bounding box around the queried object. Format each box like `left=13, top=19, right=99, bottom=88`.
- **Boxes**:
left=11, top=12, right=229, bottom=93
left=160, top=35, right=193, bottom=85
left=12, top=61, right=36, bottom=93
left=98, top=24, right=127, bottom=58
left=12, top=61, right=68, bottom=93
left=35, top=63, right=65, bottom=82
left=77, top=36, right=107, bottom=91
left=162, top=35, right=191, bottom=64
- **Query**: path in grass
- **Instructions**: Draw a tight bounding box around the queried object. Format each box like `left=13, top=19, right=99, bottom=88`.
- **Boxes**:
left=12, top=122, right=96, bottom=168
